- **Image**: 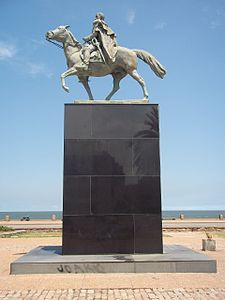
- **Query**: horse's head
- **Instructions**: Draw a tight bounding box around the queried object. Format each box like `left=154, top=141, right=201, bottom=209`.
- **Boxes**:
left=45, top=25, right=71, bottom=43
left=46, top=25, right=82, bottom=51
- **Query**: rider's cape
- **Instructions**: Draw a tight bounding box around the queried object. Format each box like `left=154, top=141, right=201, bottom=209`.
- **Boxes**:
left=93, top=19, right=117, bottom=62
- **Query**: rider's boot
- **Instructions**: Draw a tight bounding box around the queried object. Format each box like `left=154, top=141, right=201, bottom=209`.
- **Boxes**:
left=76, top=48, right=90, bottom=71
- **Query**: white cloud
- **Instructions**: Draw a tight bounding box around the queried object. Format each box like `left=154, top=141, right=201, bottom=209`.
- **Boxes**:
left=210, top=20, right=220, bottom=29
left=216, top=8, right=225, bottom=17
left=27, top=62, right=53, bottom=78
left=0, top=40, right=52, bottom=78
left=202, top=6, right=225, bottom=29
left=0, top=41, right=17, bottom=60
left=154, top=21, right=167, bottom=30
left=127, top=9, right=136, bottom=25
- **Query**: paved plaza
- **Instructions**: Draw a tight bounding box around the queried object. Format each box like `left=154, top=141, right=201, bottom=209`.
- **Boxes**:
left=1, top=288, right=225, bottom=299
left=1, top=231, right=225, bottom=299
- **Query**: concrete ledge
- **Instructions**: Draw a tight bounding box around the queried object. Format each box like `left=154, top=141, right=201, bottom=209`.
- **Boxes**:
left=10, top=245, right=216, bottom=274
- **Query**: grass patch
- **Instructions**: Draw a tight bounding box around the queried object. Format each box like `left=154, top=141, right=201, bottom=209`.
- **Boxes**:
left=163, top=233, right=172, bottom=238
left=0, top=226, right=14, bottom=232
left=212, top=232, right=225, bottom=238
left=0, top=230, right=62, bottom=238
left=1, top=230, right=172, bottom=239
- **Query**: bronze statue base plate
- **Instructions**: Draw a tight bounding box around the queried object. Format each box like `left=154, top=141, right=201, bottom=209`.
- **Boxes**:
left=74, top=99, right=149, bottom=104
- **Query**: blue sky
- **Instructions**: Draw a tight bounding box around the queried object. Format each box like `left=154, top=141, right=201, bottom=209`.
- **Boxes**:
left=0, top=0, right=224, bottom=211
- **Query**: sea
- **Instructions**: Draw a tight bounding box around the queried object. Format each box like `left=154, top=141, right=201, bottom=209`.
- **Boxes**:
left=0, top=210, right=225, bottom=220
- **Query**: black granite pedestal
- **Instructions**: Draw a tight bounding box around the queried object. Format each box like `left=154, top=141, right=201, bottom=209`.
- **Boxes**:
left=63, top=103, right=163, bottom=255
left=10, top=102, right=217, bottom=274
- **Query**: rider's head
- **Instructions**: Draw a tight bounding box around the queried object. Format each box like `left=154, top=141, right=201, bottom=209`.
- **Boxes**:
left=95, top=12, right=105, bottom=20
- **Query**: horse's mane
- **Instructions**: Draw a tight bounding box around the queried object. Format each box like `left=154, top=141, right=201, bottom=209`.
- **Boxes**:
left=67, top=30, right=82, bottom=49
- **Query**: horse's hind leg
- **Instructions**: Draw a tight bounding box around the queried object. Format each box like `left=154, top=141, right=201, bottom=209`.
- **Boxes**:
left=78, top=76, right=94, bottom=100
left=105, top=72, right=126, bottom=100
left=128, top=69, right=149, bottom=100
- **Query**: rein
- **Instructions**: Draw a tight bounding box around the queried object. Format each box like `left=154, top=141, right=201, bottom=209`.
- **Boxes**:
left=46, top=38, right=64, bottom=49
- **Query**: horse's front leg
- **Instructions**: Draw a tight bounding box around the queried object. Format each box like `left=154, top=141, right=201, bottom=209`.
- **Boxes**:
left=78, top=76, right=94, bottom=100
left=61, top=67, right=77, bottom=93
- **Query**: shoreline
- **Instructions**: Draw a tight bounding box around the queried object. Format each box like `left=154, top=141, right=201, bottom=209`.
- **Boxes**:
left=1, top=217, right=225, bottom=223
left=1, top=218, right=225, bottom=230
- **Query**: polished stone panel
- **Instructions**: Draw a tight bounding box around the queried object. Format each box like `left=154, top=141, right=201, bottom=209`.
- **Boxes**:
left=64, top=104, right=159, bottom=139
left=132, top=139, right=160, bottom=175
left=64, top=105, right=91, bottom=139
left=134, top=215, right=163, bottom=253
left=63, top=215, right=134, bottom=255
left=63, top=103, right=162, bottom=255
left=92, top=104, right=159, bottom=138
left=91, top=176, right=161, bottom=214
left=63, top=176, right=90, bottom=215
left=64, top=139, right=132, bottom=175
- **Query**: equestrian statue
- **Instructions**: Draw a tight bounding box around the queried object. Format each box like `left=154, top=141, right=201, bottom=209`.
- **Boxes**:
left=45, top=12, right=166, bottom=101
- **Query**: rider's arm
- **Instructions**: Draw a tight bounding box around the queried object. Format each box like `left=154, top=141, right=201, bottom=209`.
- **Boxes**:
left=83, top=31, right=97, bottom=42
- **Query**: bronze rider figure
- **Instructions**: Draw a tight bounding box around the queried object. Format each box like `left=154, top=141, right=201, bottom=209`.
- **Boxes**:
left=78, top=12, right=117, bottom=70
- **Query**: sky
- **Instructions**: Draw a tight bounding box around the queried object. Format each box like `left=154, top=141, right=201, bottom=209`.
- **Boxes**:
left=0, top=0, right=225, bottom=211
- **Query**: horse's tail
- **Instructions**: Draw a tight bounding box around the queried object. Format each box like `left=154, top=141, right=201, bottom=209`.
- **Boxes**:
left=133, top=49, right=166, bottom=79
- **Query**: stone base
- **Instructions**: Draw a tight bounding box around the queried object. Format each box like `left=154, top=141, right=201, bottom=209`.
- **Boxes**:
left=202, top=239, right=216, bottom=251
left=10, top=245, right=216, bottom=274
left=63, top=104, right=163, bottom=255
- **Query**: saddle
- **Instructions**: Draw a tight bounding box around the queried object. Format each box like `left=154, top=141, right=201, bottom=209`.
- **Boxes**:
left=80, top=48, right=104, bottom=63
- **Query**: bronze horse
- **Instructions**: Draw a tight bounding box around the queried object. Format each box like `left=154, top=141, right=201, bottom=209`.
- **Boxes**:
left=45, top=25, right=166, bottom=101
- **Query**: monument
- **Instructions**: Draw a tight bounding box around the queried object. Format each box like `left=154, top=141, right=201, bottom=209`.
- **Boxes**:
left=45, top=13, right=166, bottom=255
left=10, top=13, right=216, bottom=273
left=45, top=12, right=166, bottom=101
